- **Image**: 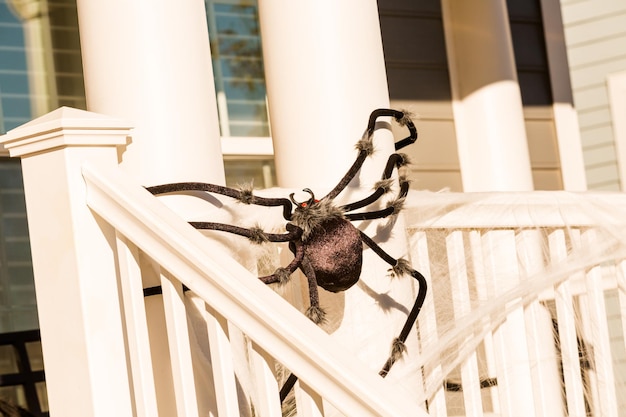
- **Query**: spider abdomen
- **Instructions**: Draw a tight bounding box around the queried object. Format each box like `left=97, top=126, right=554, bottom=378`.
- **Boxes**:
left=304, top=218, right=362, bottom=293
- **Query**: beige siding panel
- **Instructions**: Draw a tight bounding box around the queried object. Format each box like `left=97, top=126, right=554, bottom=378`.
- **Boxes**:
left=562, top=0, right=626, bottom=24
left=577, top=106, right=612, bottom=128
left=410, top=169, right=463, bottom=192
left=583, top=142, right=620, bottom=166
left=589, top=182, right=621, bottom=191
left=526, top=119, right=560, bottom=168
left=401, top=119, right=459, bottom=169
left=585, top=162, right=620, bottom=188
left=580, top=124, right=615, bottom=148
left=569, top=57, right=626, bottom=88
left=532, top=169, right=563, bottom=190
left=564, top=12, right=626, bottom=45
left=390, top=99, right=461, bottom=192
left=568, top=35, right=626, bottom=68
left=572, top=85, right=608, bottom=110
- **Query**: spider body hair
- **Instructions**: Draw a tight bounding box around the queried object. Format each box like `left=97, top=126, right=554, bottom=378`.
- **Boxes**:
left=273, top=267, right=292, bottom=285
left=396, top=109, right=415, bottom=127
left=356, top=132, right=375, bottom=156
left=305, top=305, right=327, bottom=325
left=248, top=226, right=270, bottom=244
left=238, top=184, right=256, bottom=204
left=374, top=178, right=395, bottom=194
left=390, top=258, right=413, bottom=278
left=387, top=196, right=406, bottom=217
left=396, top=152, right=411, bottom=167
left=290, top=197, right=345, bottom=240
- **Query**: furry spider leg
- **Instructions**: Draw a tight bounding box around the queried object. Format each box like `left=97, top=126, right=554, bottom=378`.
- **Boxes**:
left=358, top=231, right=427, bottom=377
left=147, top=182, right=294, bottom=220
left=323, top=108, right=417, bottom=201
left=190, top=222, right=305, bottom=285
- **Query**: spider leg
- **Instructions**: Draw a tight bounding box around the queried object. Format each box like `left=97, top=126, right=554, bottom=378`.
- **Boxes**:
left=343, top=177, right=410, bottom=222
left=147, top=182, right=294, bottom=220
left=277, top=252, right=325, bottom=404
left=297, top=255, right=325, bottom=325
left=358, top=231, right=428, bottom=377
left=341, top=152, right=410, bottom=213
left=323, top=109, right=417, bottom=201
left=190, top=221, right=299, bottom=244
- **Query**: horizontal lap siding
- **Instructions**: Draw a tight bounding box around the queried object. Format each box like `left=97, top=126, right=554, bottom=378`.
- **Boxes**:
left=561, top=0, right=626, bottom=190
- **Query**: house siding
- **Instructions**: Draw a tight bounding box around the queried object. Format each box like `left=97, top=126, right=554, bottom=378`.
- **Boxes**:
left=561, top=0, right=626, bottom=190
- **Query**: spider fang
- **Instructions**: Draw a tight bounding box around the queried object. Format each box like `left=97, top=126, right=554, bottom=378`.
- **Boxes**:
left=290, top=188, right=317, bottom=208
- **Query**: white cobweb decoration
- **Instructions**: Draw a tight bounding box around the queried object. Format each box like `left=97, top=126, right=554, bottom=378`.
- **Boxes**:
left=185, top=184, right=626, bottom=417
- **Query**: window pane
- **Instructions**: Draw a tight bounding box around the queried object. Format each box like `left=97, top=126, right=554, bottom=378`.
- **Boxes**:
left=0, top=159, right=37, bottom=332
left=206, top=0, right=270, bottom=137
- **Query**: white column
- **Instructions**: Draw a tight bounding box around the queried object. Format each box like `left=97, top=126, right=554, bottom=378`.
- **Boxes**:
left=443, top=0, right=534, bottom=191
left=0, top=107, right=135, bottom=417
left=259, top=0, right=420, bottom=395
left=75, top=0, right=224, bottom=188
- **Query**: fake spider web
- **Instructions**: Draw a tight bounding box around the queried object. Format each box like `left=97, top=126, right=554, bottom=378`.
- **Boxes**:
left=178, top=183, right=626, bottom=417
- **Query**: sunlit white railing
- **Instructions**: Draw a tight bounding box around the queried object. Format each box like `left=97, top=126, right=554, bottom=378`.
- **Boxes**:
left=82, top=163, right=424, bottom=417
left=404, top=192, right=626, bottom=417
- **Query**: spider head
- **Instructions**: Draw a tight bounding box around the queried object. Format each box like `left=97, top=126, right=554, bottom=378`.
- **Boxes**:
left=289, top=188, right=319, bottom=210
left=289, top=188, right=345, bottom=240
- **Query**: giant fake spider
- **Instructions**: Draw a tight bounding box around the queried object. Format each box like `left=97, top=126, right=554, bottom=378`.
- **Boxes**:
left=147, top=108, right=427, bottom=402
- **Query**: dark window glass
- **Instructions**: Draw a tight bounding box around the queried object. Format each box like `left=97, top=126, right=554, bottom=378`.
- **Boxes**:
left=378, top=1, right=451, bottom=101
left=507, top=0, right=553, bottom=105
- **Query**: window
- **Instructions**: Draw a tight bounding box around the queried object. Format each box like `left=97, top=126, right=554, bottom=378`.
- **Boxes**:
left=205, top=0, right=270, bottom=138
left=0, top=159, right=36, bottom=333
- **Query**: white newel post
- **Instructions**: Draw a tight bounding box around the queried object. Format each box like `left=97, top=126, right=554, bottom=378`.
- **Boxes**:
left=0, top=107, right=134, bottom=417
left=259, top=0, right=420, bottom=399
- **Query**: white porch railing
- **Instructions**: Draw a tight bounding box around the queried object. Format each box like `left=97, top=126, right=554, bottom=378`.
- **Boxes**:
left=81, top=162, right=424, bottom=417
left=404, top=192, right=626, bottom=417
left=0, top=108, right=426, bottom=416
left=2, top=108, right=626, bottom=416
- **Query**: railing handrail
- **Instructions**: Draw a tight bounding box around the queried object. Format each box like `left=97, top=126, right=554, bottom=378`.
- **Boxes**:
left=404, top=191, right=626, bottom=229
left=82, top=162, right=427, bottom=417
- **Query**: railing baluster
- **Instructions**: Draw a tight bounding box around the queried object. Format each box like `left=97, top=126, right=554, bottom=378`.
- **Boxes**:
left=482, top=230, right=536, bottom=417
left=446, top=230, right=483, bottom=417
left=202, top=300, right=242, bottom=416
left=294, top=380, right=325, bottom=417
left=468, top=230, right=500, bottom=416
left=581, top=230, right=619, bottom=417
left=548, top=228, right=586, bottom=417
left=115, top=233, right=159, bottom=417
left=411, top=230, right=446, bottom=416
left=250, top=342, right=282, bottom=417
left=517, top=229, right=565, bottom=417
left=160, top=270, right=200, bottom=417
